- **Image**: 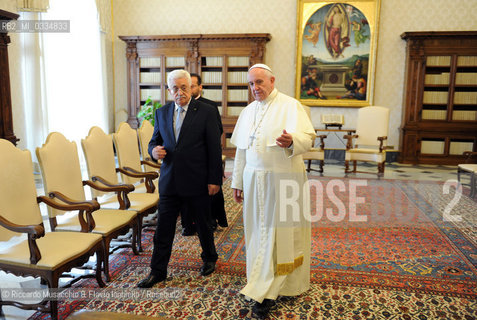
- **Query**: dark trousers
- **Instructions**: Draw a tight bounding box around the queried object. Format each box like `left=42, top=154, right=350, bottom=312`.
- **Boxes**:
left=211, top=188, right=227, bottom=226
left=181, top=187, right=227, bottom=230
left=150, top=194, right=218, bottom=277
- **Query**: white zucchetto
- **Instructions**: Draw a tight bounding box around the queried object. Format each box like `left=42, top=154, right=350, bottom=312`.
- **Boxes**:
left=248, top=63, right=273, bottom=74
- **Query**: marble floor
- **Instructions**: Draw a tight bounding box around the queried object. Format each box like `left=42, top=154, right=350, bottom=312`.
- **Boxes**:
left=0, top=160, right=468, bottom=320
left=226, top=159, right=460, bottom=182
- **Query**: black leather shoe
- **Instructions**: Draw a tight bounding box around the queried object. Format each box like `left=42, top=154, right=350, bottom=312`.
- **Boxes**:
left=200, top=261, right=216, bottom=276
left=211, top=221, right=218, bottom=231
left=217, top=220, right=228, bottom=228
left=252, top=299, right=275, bottom=319
left=137, top=273, right=166, bottom=288
left=181, top=228, right=196, bottom=236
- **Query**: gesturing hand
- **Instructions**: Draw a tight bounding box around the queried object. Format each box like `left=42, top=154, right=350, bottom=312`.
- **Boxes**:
left=233, top=188, right=243, bottom=203
left=208, top=184, right=220, bottom=195
left=276, top=129, right=293, bottom=148
left=152, top=145, right=167, bottom=160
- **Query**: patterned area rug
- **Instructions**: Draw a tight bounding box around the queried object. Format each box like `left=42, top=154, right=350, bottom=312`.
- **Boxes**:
left=29, top=177, right=477, bottom=319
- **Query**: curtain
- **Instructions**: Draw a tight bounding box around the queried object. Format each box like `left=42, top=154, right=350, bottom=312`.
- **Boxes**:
left=17, top=0, right=109, bottom=169
left=17, top=0, right=49, bottom=12
left=18, top=11, right=48, bottom=168
left=40, top=0, right=108, bottom=145
left=95, top=0, right=108, bottom=32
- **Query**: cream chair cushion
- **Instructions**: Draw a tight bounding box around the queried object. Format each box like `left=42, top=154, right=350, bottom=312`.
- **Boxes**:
left=99, top=193, right=158, bottom=211
left=0, top=232, right=102, bottom=270
left=345, top=148, right=386, bottom=162
left=302, top=147, right=324, bottom=160
left=0, top=141, right=42, bottom=242
left=36, top=133, right=87, bottom=218
left=82, top=127, right=119, bottom=198
left=458, top=164, right=477, bottom=173
left=302, top=105, right=323, bottom=159
left=354, top=106, right=389, bottom=147
left=138, top=120, right=154, bottom=161
left=82, top=126, right=159, bottom=204
left=55, top=209, right=137, bottom=236
left=37, top=132, right=138, bottom=232
left=137, top=121, right=160, bottom=191
left=0, top=139, right=104, bottom=270
left=345, top=106, right=390, bottom=168
left=113, top=122, right=144, bottom=185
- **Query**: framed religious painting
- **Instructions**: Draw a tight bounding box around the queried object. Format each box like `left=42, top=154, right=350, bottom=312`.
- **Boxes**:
left=295, top=0, right=381, bottom=107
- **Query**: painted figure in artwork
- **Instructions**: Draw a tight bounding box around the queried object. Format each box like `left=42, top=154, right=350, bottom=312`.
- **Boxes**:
left=351, top=20, right=370, bottom=47
left=301, top=67, right=326, bottom=99
left=304, top=21, right=322, bottom=47
left=326, top=5, right=350, bottom=58
left=300, top=3, right=372, bottom=101
left=337, top=74, right=367, bottom=100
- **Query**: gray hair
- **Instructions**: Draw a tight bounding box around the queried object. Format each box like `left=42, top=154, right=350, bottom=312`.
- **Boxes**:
left=167, top=69, right=191, bottom=88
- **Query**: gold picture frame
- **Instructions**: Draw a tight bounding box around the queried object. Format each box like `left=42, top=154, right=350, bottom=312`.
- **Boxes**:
left=295, top=0, right=381, bottom=107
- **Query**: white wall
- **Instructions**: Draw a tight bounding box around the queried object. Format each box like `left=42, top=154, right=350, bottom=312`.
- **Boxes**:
left=3, top=0, right=477, bottom=152
left=111, top=0, right=477, bottom=149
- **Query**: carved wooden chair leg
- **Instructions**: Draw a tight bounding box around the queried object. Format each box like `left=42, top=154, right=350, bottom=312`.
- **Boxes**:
left=0, top=288, right=4, bottom=318
left=319, top=160, right=324, bottom=173
left=95, top=245, right=106, bottom=288
left=345, top=160, right=350, bottom=173
left=137, top=215, right=144, bottom=252
left=131, top=223, right=139, bottom=256
left=353, top=160, right=357, bottom=173
left=45, top=273, right=60, bottom=320
left=378, top=162, right=385, bottom=175
left=306, top=160, right=312, bottom=173
left=103, top=239, right=111, bottom=282
left=471, top=173, right=476, bottom=197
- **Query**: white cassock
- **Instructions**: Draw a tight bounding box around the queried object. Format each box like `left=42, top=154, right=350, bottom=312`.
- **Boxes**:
left=231, top=88, right=315, bottom=303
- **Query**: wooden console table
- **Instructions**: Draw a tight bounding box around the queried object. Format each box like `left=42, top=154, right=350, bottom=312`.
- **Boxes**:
left=314, top=128, right=356, bottom=149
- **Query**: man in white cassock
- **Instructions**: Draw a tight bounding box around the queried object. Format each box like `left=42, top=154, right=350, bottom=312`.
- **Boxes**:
left=231, top=64, right=315, bottom=318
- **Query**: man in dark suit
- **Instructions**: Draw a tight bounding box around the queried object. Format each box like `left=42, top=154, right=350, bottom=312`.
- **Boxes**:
left=187, top=74, right=228, bottom=230
left=137, top=70, right=222, bottom=288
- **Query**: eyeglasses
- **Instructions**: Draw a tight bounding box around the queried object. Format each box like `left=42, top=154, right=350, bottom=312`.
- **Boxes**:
left=169, top=85, right=189, bottom=94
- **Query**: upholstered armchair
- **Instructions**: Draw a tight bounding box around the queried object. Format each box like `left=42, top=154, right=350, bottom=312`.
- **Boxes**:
left=302, top=135, right=327, bottom=173
left=344, top=106, right=390, bottom=175
left=457, top=151, right=477, bottom=197
left=36, top=132, right=139, bottom=281
left=302, top=105, right=326, bottom=173
left=113, top=122, right=160, bottom=194
left=0, top=139, right=105, bottom=320
left=138, top=120, right=160, bottom=164
left=82, top=126, right=159, bottom=251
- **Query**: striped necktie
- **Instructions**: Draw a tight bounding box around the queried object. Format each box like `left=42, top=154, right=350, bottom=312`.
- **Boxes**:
left=175, top=106, right=185, bottom=141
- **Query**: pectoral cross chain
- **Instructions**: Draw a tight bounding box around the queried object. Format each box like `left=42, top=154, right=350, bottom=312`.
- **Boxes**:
left=248, top=134, right=257, bottom=147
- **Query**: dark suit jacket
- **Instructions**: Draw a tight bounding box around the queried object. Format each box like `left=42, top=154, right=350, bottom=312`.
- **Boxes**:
left=148, top=99, right=222, bottom=197
left=197, top=96, right=223, bottom=135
